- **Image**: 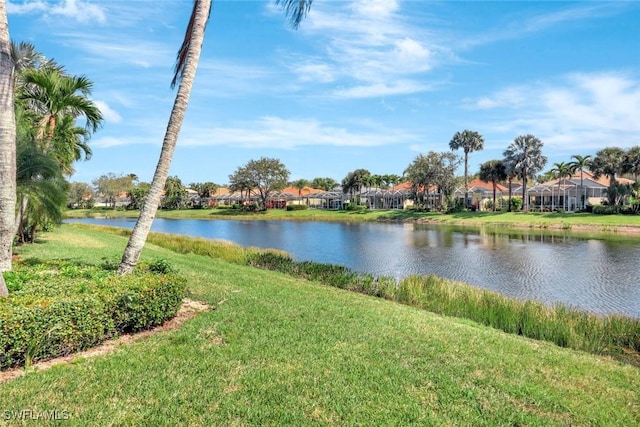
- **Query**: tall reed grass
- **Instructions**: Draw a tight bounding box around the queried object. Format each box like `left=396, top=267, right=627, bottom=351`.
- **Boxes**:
left=246, top=252, right=640, bottom=364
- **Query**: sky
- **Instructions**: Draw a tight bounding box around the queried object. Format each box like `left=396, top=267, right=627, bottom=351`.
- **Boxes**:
left=7, top=0, right=640, bottom=187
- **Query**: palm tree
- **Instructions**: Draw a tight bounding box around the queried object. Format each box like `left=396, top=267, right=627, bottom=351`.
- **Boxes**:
left=568, top=154, right=592, bottom=210
left=449, top=130, right=484, bottom=208
left=291, top=178, right=309, bottom=198
left=118, top=0, right=313, bottom=274
left=623, top=146, right=640, bottom=182
left=0, top=1, right=15, bottom=297
left=117, top=0, right=212, bottom=275
left=478, top=160, right=507, bottom=212
left=590, top=147, right=626, bottom=205
left=503, top=134, right=547, bottom=211
left=549, top=161, right=572, bottom=210
left=49, top=115, right=92, bottom=175
left=15, top=138, right=67, bottom=243
left=19, top=67, right=103, bottom=144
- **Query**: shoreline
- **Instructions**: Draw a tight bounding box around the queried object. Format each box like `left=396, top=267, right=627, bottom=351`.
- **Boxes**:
left=64, top=208, right=640, bottom=239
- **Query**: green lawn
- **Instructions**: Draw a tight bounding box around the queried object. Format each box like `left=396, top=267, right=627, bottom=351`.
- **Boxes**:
left=0, top=225, right=638, bottom=425
left=65, top=207, right=640, bottom=232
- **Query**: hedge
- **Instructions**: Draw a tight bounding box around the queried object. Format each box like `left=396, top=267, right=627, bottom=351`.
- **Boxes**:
left=0, top=261, right=186, bottom=370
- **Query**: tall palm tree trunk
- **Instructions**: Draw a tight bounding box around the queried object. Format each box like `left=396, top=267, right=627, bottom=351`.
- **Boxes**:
left=118, top=0, right=210, bottom=275
left=464, top=151, right=469, bottom=208
left=0, top=1, right=15, bottom=296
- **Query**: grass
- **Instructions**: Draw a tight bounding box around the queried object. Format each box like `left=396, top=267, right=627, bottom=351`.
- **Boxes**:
left=1, top=224, right=639, bottom=425
left=65, top=207, right=640, bottom=235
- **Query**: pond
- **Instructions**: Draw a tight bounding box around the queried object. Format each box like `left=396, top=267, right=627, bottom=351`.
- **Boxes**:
left=66, top=217, right=640, bottom=318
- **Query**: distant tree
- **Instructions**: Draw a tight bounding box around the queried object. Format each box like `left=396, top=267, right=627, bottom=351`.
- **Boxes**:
left=311, top=177, right=338, bottom=191
left=478, top=160, right=507, bottom=212
left=568, top=154, right=592, bottom=210
left=623, top=146, right=640, bottom=182
left=503, top=134, right=547, bottom=211
left=127, top=182, right=150, bottom=210
left=449, top=130, right=484, bottom=208
left=67, top=181, right=94, bottom=209
left=434, top=152, right=460, bottom=208
left=550, top=161, right=572, bottom=210
left=590, top=147, right=626, bottom=205
left=341, top=168, right=370, bottom=201
left=404, top=152, right=457, bottom=210
left=382, top=174, right=402, bottom=189
left=162, top=176, right=188, bottom=209
left=537, top=170, right=555, bottom=184
left=93, top=173, right=137, bottom=208
left=189, top=181, right=218, bottom=198
left=503, top=159, right=518, bottom=212
left=290, top=178, right=309, bottom=198
left=228, top=166, right=255, bottom=203
left=231, top=157, right=289, bottom=209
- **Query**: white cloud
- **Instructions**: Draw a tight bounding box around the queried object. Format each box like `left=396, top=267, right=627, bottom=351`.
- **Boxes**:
left=94, top=100, right=122, bottom=123
left=333, top=80, right=432, bottom=99
left=459, top=2, right=630, bottom=49
left=177, top=116, right=420, bottom=149
left=292, top=62, right=335, bottom=83
left=282, top=0, right=440, bottom=98
left=468, top=72, right=640, bottom=152
left=56, top=32, right=173, bottom=69
left=8, top=0, right=106, bottom=24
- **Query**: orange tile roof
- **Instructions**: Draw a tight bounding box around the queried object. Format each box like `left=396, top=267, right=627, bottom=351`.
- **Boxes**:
left=467, top=178, right=509, bottom=192
left=281, top=186, right=325, bottom=196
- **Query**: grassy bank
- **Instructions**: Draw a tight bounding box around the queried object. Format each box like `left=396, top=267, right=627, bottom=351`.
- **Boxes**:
left=1, top=225, right=638, bottom=425
left=65, top=207, right=640, bottom=235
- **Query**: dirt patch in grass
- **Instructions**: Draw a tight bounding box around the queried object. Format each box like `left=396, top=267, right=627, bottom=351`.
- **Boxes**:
left=0, top=298, right=211, bottom=384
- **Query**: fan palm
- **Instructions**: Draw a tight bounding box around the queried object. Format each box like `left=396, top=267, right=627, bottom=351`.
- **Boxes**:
left=449, top=130, right=484, bottom=208
left=503, top=134, right=547, bottom=211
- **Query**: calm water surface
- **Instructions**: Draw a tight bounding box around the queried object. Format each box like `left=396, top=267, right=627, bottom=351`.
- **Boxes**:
left=67, top=217, right=640, bottom=317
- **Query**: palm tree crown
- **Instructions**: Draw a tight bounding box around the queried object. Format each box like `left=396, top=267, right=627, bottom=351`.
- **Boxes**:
left=19, top=67, right=103, bottom=142
left=503, top=134, right=547, bottom=211
left=449, top=129, right=484, bottom=208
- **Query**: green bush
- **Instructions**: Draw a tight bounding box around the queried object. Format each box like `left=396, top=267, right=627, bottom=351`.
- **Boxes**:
left=0, top=261, right=186, bottom=370
left=286, top=204, right=308, bottom=211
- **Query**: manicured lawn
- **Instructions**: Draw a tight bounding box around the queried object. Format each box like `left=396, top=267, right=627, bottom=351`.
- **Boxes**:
left=0, top=225, right=638, bottom=425
left=65, top=207, right=640, bottom=232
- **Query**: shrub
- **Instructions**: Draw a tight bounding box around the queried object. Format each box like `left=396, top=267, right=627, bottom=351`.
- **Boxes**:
left=286, top=204, right=308, bottom=211
left=0, top=261, right=186, bottom=370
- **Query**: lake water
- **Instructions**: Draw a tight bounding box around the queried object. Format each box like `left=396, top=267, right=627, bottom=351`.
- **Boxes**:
left=66, top=217, right=640, bottom=317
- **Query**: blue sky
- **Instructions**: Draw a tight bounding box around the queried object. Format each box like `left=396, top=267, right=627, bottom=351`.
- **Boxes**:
left=7, top=0, right=640, bottom=186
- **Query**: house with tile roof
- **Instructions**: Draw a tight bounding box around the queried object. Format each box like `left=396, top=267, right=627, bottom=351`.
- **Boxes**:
left=523, top=170, right=635, bottom=212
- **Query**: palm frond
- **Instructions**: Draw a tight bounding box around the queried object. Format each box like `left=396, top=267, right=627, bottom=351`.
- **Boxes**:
left=276, top=0, right=313, bottom=29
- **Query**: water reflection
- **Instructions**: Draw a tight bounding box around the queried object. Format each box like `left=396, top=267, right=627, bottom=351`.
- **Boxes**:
left=66, top=218, right=640, bottom=317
